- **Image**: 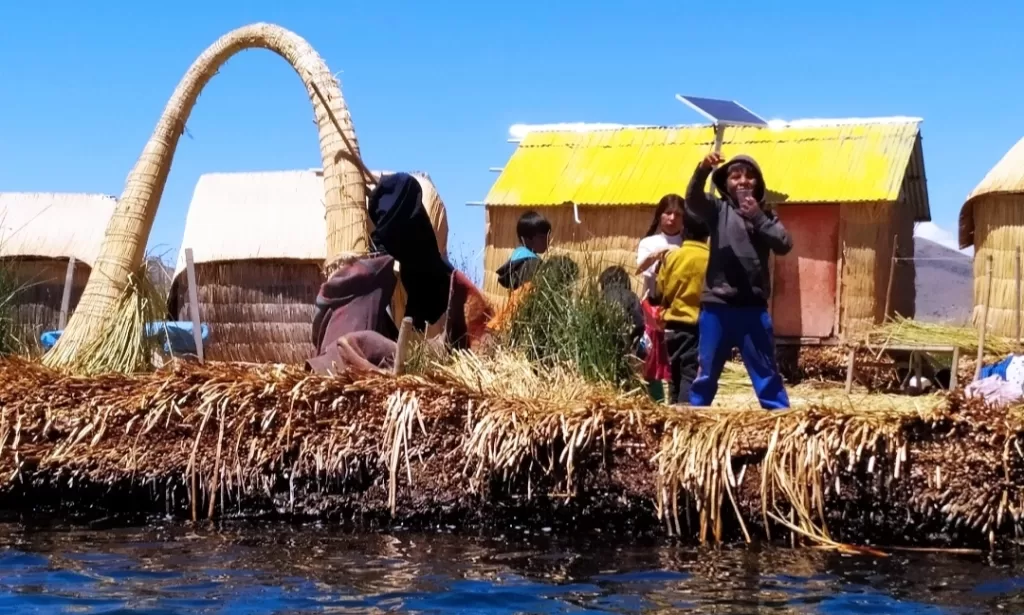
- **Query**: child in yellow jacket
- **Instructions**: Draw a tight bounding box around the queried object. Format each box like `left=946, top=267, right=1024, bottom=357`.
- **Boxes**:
left=654, top=211, right=710, bottom=405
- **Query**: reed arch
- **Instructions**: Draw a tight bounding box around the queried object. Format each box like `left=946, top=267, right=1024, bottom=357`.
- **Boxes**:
left=44, top=22, right=369, bottom=370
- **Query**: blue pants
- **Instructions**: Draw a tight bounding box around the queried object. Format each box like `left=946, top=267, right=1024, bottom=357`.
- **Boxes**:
left=688, top=304, right=790, bottom=410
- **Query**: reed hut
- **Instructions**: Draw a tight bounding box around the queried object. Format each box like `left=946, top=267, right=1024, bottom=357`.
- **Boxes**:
left=958, top=136, right=1024, bottom=337
left=483, top=118, right=931, bottom=339
left=168, top=169, right=448, bottom=364
left=0, top=192, right=117, bottom=347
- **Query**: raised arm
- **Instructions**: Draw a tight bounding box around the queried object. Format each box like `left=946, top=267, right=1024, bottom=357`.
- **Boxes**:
left=685, top=153, right=723, bottom=223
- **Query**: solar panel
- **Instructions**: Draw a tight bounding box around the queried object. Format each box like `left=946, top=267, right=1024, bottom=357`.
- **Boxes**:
left=676, top=95, right=767, bottom=127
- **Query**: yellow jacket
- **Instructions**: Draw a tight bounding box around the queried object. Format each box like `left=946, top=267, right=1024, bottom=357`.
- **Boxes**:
left=656, top=240, right=710, bottom=325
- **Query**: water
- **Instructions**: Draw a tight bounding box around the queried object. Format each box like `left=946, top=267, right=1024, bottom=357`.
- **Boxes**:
left=0, top=522, right=1021, bottom=613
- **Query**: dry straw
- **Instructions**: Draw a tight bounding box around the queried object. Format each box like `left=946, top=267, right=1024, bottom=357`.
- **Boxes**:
left=1, top=349, right=1021, bottom=548
left=45, top=23, right=368, bottom=372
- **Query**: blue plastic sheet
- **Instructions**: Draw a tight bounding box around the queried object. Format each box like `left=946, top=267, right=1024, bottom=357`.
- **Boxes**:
left=40, top=321, right=210, bottom=355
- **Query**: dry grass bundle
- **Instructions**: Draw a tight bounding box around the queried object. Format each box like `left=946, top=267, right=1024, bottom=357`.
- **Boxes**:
left=61, top=263, right=166, bottom=375
left=869, top=315, right=1016, bottom=358
left=1, top=354, right=1023, bottom=549
left=0, top=262, right=21, bottom=356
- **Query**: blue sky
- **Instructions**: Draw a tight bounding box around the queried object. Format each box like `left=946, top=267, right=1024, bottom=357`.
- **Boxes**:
left=1, top=1, right=1020, bottom=269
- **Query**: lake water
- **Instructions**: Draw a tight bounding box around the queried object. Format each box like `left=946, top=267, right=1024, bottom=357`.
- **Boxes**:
left=0, top=521, right=1021, bottom=613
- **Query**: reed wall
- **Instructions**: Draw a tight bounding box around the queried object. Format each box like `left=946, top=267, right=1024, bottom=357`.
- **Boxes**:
left=483, top=205, right=654, bottom=307
left=169, top=260, right=322, bottom=364
left=0, top=257, right=90, bottom=350
left=971, top=195, right=1024, bottom=337
left=838, top=201, right=915, bottom=336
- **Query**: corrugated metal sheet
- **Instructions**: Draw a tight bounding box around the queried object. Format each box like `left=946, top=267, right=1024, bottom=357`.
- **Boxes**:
left=485, top=120, right=929, bottom=220
left=958, top=135, right=1024, bottom=248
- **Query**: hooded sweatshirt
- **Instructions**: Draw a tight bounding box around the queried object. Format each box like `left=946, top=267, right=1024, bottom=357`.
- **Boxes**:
left=307, top=254, right=399, bottom=374
left=496, top=246, right=541, bottom=291
left=684, top=155, right=793, bottom=307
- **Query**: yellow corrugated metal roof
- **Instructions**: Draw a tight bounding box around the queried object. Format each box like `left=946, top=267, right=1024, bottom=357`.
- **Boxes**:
left=485, top=121, right=929, bottom=219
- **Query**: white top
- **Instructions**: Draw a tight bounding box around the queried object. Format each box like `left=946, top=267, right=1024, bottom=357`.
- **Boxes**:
left=1006, top=355, right=1024, bottom=393
left=636, top=232, right=682, bottom=298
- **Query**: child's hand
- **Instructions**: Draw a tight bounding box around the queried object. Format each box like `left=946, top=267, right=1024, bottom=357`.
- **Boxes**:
left=737, top=195, right=761, bottom=219
left=700, top=152, right=724, bottom=170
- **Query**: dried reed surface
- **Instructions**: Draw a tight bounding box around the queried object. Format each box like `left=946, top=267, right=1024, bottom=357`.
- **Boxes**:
left=2, top=350, right=1024, bottom=548
left=46, top=22, right=368, bottom=371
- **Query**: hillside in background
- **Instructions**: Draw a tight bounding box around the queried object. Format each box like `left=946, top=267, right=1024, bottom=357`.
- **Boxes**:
left=913, top=237, right=973, bottom=324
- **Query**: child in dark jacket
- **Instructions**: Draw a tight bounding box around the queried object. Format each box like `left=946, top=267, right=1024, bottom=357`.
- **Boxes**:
left=654, top=211, right=710, bottom=405
left=598, top=266, right=645, bottom=355
left=496, top=211, right=550, bottom=291
left=488, top=211, right=551, bottom=332
left=684, top=152, right=793, bottom=409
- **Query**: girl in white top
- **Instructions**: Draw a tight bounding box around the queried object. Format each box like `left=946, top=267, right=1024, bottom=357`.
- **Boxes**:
left=636, top=194, right=685, bottom=299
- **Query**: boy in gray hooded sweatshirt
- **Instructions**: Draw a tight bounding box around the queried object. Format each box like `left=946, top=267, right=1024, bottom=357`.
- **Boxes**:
left=684, top=152, right=793, bottom=409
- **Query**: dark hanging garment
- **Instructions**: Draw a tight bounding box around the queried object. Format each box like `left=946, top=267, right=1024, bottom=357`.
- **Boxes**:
left=368, top=173, right=454, bottom=331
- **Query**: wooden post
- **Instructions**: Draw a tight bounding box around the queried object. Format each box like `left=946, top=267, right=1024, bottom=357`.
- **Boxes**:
left=950, top=345, right=960, bottom=392
left=1016, top=247, right=1022, bottom=354
left=882, top=235, right=898, bottom=322
left=974, top=255, right=994, bottom=382
left=844, top=346, right=857, bottom=394
left=184, top=248, right=204, bottom=364
left=393, top=317, right=414, bottom=376
left=58, top=256, right=76, bottom=330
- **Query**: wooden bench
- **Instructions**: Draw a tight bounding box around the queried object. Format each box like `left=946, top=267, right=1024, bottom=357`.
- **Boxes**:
left=844, top=343, right=960, bottom=394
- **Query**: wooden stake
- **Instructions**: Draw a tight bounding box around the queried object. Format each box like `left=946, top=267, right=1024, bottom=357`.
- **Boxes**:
left=58, top=256, right=76, bottom=330
left=882, top=235, right=898, bottom=322
left=1016, top=247, right=1022, bottom=354
left=393, top=317, right=414, bottom=376
left=974, top=255, right=994, bottom=382
left=950, top=345, right=960, bottom=392
left=844, top=346, right=857, bottom=394
left=184, top=248, right=204, bottom=364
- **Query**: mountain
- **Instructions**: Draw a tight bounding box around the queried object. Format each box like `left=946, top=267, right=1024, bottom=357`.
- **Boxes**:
left=914, top=237, right=973, bottom=324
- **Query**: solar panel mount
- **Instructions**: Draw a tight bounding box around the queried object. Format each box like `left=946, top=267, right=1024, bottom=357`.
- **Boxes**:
left=675, top=95, right=768, bottom=154
left=675, top=95, right=768, bottom=128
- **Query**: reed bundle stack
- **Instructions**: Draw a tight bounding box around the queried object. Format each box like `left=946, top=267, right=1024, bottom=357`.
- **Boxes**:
left=1, top=354, right=1021, bottom=550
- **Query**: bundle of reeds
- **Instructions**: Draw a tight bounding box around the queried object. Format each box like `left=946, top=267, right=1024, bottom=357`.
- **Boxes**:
left=2, top=352, right=1023, bottom=549
left=869, top=315, right=1016, bottom=358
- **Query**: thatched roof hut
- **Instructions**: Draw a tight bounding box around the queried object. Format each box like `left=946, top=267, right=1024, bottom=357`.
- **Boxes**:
left=0, top=192, right=117, bottom=347
left=958, top=136, right=1024, bottom=337
left=483, top=118, right=930, bottom=339
left=168, top=169, right=448, bottom=364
